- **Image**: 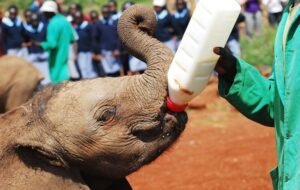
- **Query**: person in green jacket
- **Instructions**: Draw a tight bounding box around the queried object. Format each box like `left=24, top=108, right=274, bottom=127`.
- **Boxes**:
left=214, top=0, right=299, bottom=189
left=35, top=0, right=75, bottom=84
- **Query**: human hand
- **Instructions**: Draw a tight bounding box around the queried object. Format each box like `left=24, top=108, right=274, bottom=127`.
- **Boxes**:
left=32, top=41, right=41, bottom=47
left=93, top=54, right=102, bottom=61
left=112, top=50, right=120, bottom=57
left=213, top=47, right=237, bottom=84
left=22, top=42, right=32, bottom=47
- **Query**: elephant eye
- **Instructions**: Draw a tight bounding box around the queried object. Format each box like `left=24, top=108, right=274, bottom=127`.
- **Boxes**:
left=96, top=106, right=116, bottom=125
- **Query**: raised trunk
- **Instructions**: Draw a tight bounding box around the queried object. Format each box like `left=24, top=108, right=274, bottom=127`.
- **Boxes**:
left=118, top=5, right=174, bottom=90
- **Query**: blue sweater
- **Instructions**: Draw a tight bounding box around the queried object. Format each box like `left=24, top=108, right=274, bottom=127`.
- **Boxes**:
left=23, top=22, right=46, bottom=53
left=154, top=9, right=175, bottom=42
left=75, top=21, right=93, bottom=52
left=172, top=8, right=190, bottom=39
left=94, top=18, right=120, bottom=52
left=1, top=17, right=25, bottom=52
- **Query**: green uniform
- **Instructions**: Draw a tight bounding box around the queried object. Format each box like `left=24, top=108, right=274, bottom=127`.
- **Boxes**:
left=218, top=1, right=300, bottom=190
left=41, top=14, right=75, bottom=84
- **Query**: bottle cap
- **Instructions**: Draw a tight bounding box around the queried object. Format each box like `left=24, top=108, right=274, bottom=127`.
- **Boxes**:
left=166, top=96, right=187, bottom=112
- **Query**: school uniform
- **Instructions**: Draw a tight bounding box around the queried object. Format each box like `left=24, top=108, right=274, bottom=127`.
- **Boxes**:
left=1, top=17, right=28, bottom=59
left=129, top=56, right=147, bottom=73
left=0, top=21, right=4, bottom=56
left=154, top=9, right=176, bottom=53
left=172, top=8, right=190, bottom=50
left=75, top=20, right=98, bottom=79
left=110, top=11, right=130, bottom=75
left=94, top=18, right=121, bottom=76
left=90, top=21, right=105, bottom=77
left=110, top=11, right=122, bottom=22
left=23, top=22, right=50, bottom=84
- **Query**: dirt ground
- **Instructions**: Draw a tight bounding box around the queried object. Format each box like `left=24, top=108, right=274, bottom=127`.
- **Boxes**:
left=128, top=81, right=277, bottom=190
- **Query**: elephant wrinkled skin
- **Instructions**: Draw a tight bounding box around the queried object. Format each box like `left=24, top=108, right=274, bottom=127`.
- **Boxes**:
left=0, top=5, right=188, bottom=190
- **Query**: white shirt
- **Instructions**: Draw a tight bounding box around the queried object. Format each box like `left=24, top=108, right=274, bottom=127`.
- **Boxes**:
left=263, top=0, right=284, bottom=13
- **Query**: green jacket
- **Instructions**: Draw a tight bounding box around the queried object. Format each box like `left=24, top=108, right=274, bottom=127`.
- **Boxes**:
left=41, top=14, right=75, bottom=84
left=219, top=2, right=300, bottom=190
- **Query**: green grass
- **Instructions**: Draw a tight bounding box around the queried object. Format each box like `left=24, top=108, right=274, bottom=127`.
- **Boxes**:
left=240, top=25, right=277, bottom=67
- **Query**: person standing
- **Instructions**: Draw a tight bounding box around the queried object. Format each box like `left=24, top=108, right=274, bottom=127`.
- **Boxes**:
left=94, top=5, right=121, bottom=77
left=24, top=13, right=50, bottom=85
left=172, top=0, right=190, bottom=51
left=35, top=0, right=75, bottom=84
left=153, top=0, right=176, bottom=53
left=89, top=10, right=106, bottom=77
left=263, top=0, right=285, bottom=27
left=23, top=9, right=33, bottom=29
left=214, top=0, right=300, bottom=189
left=241, top=0, right=263, bottom=37
left=108, top=0, right=122, bottom=22
left=74, top=11, right=97, bottom=79
left=1, top=5, right=28, bottom=58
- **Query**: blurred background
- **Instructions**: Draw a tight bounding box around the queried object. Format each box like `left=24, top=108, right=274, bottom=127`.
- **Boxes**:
left=0, top=0, right=281, bottom=189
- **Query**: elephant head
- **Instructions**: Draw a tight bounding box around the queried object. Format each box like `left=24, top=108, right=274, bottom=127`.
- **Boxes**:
left=0, top=5, right=188, bottom=189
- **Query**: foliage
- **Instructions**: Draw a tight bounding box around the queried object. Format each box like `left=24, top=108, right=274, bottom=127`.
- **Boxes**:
left=240, top=25, right=277, bottom=67
left=0, top=0, right=31, bottom=10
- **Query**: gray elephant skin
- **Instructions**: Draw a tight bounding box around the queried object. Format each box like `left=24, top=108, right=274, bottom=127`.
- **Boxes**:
left=0, top=5, right=188, bottom=190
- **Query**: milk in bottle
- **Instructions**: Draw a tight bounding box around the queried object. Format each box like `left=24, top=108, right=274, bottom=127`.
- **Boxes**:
left=166, top=0, right=241, bottom=112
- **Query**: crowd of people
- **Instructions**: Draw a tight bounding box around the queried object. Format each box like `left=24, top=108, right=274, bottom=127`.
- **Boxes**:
left=0, top=0, right=191, bottom=84
left=227, top=0, right=289, bottom=57
left=0, top=0, right=290, bottom=85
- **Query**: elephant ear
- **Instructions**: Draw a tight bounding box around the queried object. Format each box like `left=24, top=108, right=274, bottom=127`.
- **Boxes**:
left=12, top=85, right=68, bottom=168
left=15, top=144, right=68, bottom=169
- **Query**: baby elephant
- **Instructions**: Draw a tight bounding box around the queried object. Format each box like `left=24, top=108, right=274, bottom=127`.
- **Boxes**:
left=0, top=55, right=43, bottom=113
left=0, top=5, right=188, bottom=190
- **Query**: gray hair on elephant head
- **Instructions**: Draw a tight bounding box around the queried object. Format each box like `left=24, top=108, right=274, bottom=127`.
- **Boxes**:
left=0, top=5, right=188, bottom=189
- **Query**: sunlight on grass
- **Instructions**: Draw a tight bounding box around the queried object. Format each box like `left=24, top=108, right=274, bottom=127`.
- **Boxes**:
left=240, top=25, right=277, bottom=67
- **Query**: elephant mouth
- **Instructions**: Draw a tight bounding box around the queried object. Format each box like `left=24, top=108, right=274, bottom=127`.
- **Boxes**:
left=161, top=111, right=187, bottom=139
left=131, top=111, right=187, bottom=143
left=135, top=111, right=188, bottom=166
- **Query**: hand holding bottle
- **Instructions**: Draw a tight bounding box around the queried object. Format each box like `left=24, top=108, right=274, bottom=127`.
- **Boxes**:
left=213, top=47, right=237, bottom=85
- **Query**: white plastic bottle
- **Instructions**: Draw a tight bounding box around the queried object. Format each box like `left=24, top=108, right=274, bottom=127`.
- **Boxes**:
left=166, top=0, right=241, bottom=112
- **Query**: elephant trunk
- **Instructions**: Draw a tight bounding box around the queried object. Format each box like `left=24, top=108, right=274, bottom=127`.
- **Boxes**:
left=117, top=5, right=174, bottom=91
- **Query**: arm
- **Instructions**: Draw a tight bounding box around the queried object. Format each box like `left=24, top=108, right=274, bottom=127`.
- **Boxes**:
left=215, top=48, right=274, bottom=127
left=40, top=23, right=59, bottom=50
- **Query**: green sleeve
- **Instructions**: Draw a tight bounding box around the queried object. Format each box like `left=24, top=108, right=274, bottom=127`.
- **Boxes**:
left=218, top=59, right=275, bottom=127
left=41, top=22, right=59, bottom=50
